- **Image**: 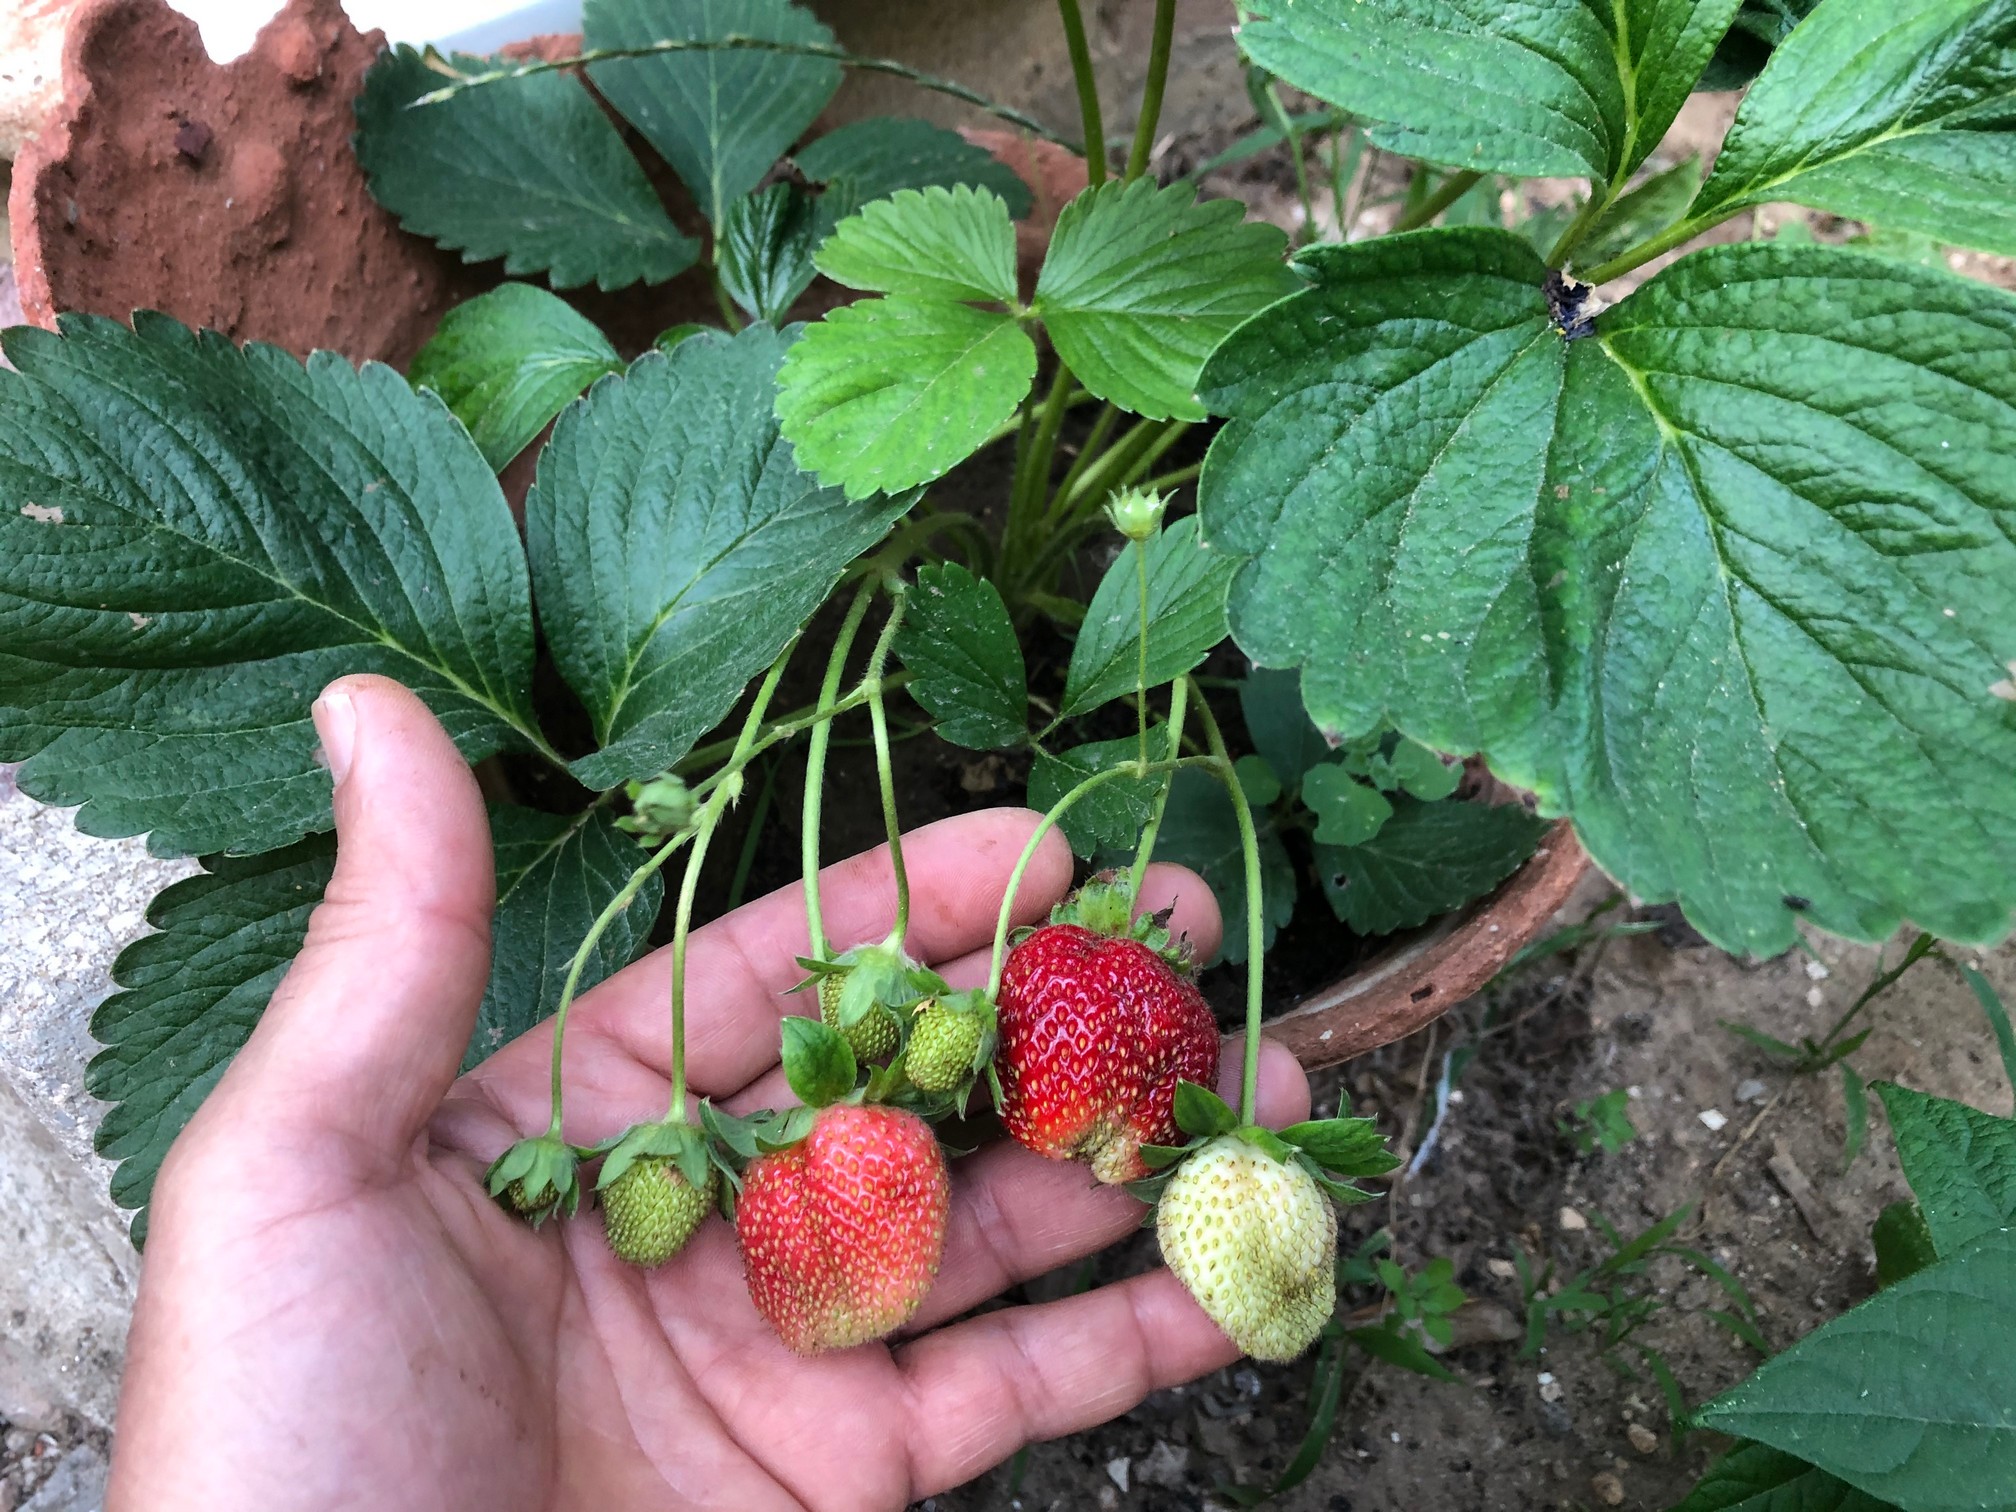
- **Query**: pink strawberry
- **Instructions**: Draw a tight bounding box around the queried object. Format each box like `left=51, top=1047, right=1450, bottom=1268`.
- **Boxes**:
left=996, top=920, right=1220, bottom=1184
left=734, top=1103, right=949, bottom=1354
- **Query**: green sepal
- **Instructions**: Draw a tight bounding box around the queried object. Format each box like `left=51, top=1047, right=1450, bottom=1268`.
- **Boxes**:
left=1048, top=872, right=1192, bottom=971
left=755, top=1102, right=821, bottom=1152
left=594, top=1118, right=710, bottom=1193
left=699, top=1099, right=768, bottom=1162
left=1136, top=1140, right=1195, bottom=1171
left=1278, top=1115, right=1404, bottom=1178
left=1302, top=1155, right=1381, bottom=1206
left=1126, top=1170, right=1177, bottom=1207
left=1232, top=1122, right=1298, bottom=1163
left=1174, top=1080, right=1239, bottom=1139
left=795, top=941, right=944, bottom=1029
left=484, top=1133, right=582, bottom=1226
left=780, top=1017, right=858, bottom=1108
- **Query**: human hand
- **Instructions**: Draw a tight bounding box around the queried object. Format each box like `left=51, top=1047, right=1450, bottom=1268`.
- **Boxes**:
left=109, top=675, right=1310, bottom=1512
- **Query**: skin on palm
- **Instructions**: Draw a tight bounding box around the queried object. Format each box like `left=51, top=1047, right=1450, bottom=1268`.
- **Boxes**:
left=110, top=676, right=1310, bottom=1512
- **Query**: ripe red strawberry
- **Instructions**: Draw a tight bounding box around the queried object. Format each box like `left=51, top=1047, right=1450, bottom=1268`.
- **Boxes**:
left=734, top=1103, right=949, bottom=1354
left=996, top=920, right=1220, bottom=1184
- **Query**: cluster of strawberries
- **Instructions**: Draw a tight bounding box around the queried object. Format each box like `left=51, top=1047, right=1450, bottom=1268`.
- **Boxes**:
left=494, top=878, right=1394, bottom=1364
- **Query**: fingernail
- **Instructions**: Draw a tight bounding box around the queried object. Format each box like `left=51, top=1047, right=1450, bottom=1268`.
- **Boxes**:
left=313, top=689, right=357, bottom=787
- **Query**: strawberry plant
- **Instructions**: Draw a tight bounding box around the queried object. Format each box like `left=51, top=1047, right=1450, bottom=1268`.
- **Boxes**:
left=0, top=0, right=2012, bottom=1434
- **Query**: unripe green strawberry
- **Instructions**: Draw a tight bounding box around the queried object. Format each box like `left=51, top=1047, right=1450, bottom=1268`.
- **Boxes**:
left=820, top=972, right=900, bottom=1063
left=1156, top=1134, right=1337, bottom=1362
left=906, top=998, right=982, bottom=1092
left=602, top=1157, right=718, bottom=1267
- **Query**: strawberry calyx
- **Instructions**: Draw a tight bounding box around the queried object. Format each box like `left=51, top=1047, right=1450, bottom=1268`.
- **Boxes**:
left=791, top=941, right=947, bottom=1067
left=593, top=1117, right=717, bottom=1199
left=1033, top=871, right=1192, bottom=972
left=1125, top=1082, right=1403, bottom=1209
left=485, top=1133, right=582, bottom=1226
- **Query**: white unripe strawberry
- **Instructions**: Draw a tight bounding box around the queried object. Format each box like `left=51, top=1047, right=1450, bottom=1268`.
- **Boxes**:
left=1155, top=1133, right=1338, bottom=1361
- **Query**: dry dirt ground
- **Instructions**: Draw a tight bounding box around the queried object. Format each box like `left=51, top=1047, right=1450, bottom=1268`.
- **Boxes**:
left=928, top=891, right=2016, bottom=1512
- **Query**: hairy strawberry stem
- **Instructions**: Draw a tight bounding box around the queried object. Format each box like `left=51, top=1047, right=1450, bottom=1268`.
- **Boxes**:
left=1055, top=0, right=1107, bottom=185
left=413, top=40, right=1075, bottom=152
left=1125, top=677, right=1188, bottom=904
left=543, top=643, right=798, bottom=1140
left=546, top=830, right=692, bottom=1139
left=801, top=580, right=880, bottom=959
left=1190, top=680, right=1266, bottom=1125
left=1134, top=540, right=1153, bottom=769
left=862, top=591, right=913, bottom=948
left=663, top=653, right=790, bottom=1123
left=1126, top=0, right=1177, bottom=181
left=984, top=754, right=1207, bottom=998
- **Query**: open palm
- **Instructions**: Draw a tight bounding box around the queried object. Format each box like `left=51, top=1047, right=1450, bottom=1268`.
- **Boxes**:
left=109, top=676, right=1308, bottom=1512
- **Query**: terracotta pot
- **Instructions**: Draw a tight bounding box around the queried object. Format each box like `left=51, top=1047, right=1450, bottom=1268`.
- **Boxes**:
left=6, top=0, right=1591, bottom=1068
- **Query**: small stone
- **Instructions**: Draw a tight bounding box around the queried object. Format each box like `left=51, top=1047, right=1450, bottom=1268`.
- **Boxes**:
left=1627, top=1423, right=1659, bottom=1455
left=1136, top=1442, right=1190, bottom=1488
left=1805, top=959, right=1830, bottom=980
left=1537, top=1371, right=1566, bottom=1404
left=1487, top=1257, right=1518, bottom=1279
left=1558, top=1206, right=1588, bottom=1232
left=1098, top=1488, right=1120, bottom=1511
left=1806, top=985, right=1825, bottom=1008
left=1592, top=1471, right=1626, bottom=1505
left=1106, top=1458, right=1130, bottom=1493
left=1735, top=1078, right=1768, bottom=1104
left=1699, top=1108, right=1729, bottom=1131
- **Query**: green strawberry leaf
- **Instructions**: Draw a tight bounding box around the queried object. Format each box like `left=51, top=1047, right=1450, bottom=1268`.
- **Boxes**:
left=1689, top=0, right=2016, bottom=258
left=1876, top=1083, right=2016, bottom=1257
left=1027, top=737, right=1162, bottom=857
left=1382, top=738, right=1461, bottom=801
left=1669, top=1441, right=1898, bottom=1512
left=526, top=325, right=912, bottom=788
left=895, top=563, right=1028, bottom=749
left=1237, top=0, right=1741, bottom=182
left=582, top=0, right=840, bottom=230
left=353, top=45, right=698, bottom=291
left=1199, top=228, right=2016, bottom=956
left=718, top=182, right=832, bottom=324
left=1279, top=1116, right=1403, bottom=1177
left=1234, top=754, right=1282, bottom=806
left=87, top=837, right=334, bottom=1235
left=1694, top=1228, right=2016, bottom=1510
left=1317, top=797, right=1549, bottom=937
left=0, top=312, right=540, bottom=856
left=1148, top=767, right=1296, bottom=965
left=793, top=116, right=1034, bottom=218
left=814, top=185, right=1021, bottom=303
left=1873, top=1201, right=1940, bottom=1290
left=472, top=805, right=665, bottom=1071
left=1238, top=667, right=1332, bottom=794
left=1302, top=766, right=1394, bottom=847
left=1575, top=154, right=1702, bottom=271
left=780, top=1016, right=858, bottom=1108
left=1034, top=179, right=1296, bottom=421
left=407, top=282, right=622, bottom=470
left=1061, top=517, right=1236, bottom=718
left=1174, top=1079, right=1238, bottom=1138
left=775, top=297, right=1037, bottom=499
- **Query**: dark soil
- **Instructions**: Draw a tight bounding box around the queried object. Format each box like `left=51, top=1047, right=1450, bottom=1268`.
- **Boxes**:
left=922, top=918, right=2016, bottom=1512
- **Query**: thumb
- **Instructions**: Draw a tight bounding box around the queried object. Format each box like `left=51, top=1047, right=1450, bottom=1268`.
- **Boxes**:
left=213, top=674, right=495, bottom=1166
